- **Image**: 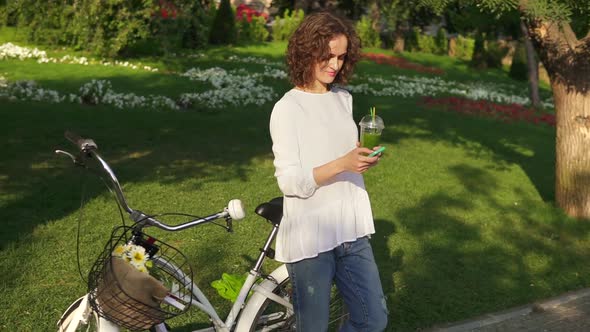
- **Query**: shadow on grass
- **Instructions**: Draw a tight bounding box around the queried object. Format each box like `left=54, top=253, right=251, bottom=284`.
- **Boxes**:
left=387, top=162, right=590, bottom=331
left=0, top=101, right=275, bottom=250
left=349, top=96, right=590, bottom=330
left=374, top=97, right=556, bottom=202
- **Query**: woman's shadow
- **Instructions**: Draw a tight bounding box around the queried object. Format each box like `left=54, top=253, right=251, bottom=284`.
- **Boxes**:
left=372, top=219, right=402, bottom=315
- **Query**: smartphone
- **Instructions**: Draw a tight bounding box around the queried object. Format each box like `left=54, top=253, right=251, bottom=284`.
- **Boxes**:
left=368, top=146, right=386, bottom=157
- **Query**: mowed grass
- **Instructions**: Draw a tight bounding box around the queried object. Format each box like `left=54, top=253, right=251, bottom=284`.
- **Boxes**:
left=2, top=38, right=589, bottom=331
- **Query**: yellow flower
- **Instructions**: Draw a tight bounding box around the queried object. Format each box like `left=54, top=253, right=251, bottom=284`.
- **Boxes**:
left=112, top=244, right=126, bottom=257
left=130, top=246, right=147, bottom=265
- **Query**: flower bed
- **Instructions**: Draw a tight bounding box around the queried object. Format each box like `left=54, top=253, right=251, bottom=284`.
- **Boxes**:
left=362, top=53, right=445, bottom=75
left=0, top=43, right=158, bottom=72
left=420, top=96, right=556, bottom=127
left=346, top=74, right=554, bottom=108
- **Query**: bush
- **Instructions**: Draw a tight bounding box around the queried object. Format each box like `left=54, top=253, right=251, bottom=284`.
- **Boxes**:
left=180, top=3, right=210, bottom=50
left=355, top=16, right=381, bottom=48
left=434, top=28, right=448, bottom=55
left=405, top=27, right=420, bottom=52
left=485, top=40, right=508, bottom=69
left=272, top=9, right=304, bottom=42
left=417, top=33, right=436, bottom=53
left=5, top=0, right=209, bottom=57
left=470, top=32, right=487, bottom=68
left=509, top=42, right=528, bottom=81
left=454, top=35, right=474, bottom=60
left=405, top=27, right=439, bottom=54
left=237, top=15, right=269, bottom=44
left=209, top=0, right=237, bottom=44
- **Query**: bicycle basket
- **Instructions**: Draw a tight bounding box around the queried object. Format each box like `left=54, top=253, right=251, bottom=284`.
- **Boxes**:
left=87, top=226, right=193, bottom=331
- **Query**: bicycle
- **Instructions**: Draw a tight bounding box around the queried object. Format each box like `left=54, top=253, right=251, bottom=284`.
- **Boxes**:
left=55, top=132, right=348, bottom=332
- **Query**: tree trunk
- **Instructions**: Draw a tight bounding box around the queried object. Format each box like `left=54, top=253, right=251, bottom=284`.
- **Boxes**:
left=553, top=81, right=590, bottom=218
left=520, top=20, right=541, bottom=108
left=524, top=15, right=590, bottom=219
left=393, top=30, right=405, bottom=53
left=448, top=36, right=456, bottom=57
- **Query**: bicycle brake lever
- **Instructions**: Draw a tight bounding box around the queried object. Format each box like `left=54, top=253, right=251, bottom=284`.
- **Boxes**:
left=55, top=149, right=84, bottom=165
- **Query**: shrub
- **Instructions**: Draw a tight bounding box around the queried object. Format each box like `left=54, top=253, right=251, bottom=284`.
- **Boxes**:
left=454, top=35, right=474, bottom=60
left=485, top=41, right=508, bottom=69
left=209, top=0, right=237, bottom=44
left=417, top=33, right=436, bottom=53
left=470, top=32, right=487, bottom=68
left=470, top=33, right=508, bottom=69
left=272, top=9, right=304, bottom=42
left=3, top=1, right=209, bottom=57
left=405, top=27, right=420, bottom=52
left=237, top=14, right=269, bottom=44
left=180, top=3, right=210, bottom=50
left=434, top=28, right=448, bottom=55
left=355, top=16, right=381, bottom=48
left=509, top=42, right=528, bottom=81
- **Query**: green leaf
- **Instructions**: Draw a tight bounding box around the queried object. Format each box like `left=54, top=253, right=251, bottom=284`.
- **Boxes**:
left=210, top=273, right=249, bottom=302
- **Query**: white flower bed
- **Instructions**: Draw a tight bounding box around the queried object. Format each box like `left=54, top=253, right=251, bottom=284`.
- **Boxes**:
left=346, top=74, right=554, bottom=108
left=0, top=43, right=47, bottom=60
left=0, top=79, right=70, bottom=103
left=1, top=42, right=554, bottom=110
left=227, top=55, right=282, bottom=67
left=0, top=43, right=158, bottom=72
left=178, top=67, right=279, bottom=108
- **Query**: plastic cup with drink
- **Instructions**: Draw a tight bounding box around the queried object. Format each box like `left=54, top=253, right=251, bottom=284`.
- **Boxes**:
left=359, top=107, right=385, bottom=154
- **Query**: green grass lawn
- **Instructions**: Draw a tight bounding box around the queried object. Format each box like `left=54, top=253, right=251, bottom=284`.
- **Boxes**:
left=1, top=39, right=588, bottom=331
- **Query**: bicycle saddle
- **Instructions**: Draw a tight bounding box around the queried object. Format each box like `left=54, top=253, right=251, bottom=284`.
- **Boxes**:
left=255, top=197, right=283, bottom=226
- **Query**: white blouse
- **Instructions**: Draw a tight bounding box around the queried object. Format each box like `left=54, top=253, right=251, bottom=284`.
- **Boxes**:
left=269, top=87, right=375, bottom=263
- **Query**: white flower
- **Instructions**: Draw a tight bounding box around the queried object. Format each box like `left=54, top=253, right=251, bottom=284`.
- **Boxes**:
left=0, top=43, right=161, bottom=72
left=345, top=73, right=554, bottom=107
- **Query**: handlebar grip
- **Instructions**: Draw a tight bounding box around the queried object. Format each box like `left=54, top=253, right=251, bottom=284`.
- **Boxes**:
left=64, top=131, right=98, bottom=151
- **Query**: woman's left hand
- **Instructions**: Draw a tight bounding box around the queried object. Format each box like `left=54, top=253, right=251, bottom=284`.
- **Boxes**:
left=357, top=143, right=382, bottom=168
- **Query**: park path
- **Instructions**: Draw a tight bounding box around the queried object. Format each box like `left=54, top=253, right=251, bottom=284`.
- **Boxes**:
left=425, top=288, right=590, bottom=332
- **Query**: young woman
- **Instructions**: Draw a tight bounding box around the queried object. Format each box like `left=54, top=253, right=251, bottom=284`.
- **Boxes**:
left=269, top=10, right=388, bottom=332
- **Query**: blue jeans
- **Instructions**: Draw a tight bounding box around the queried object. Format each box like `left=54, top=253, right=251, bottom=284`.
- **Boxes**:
left=286, top=237, right=388, bottom=332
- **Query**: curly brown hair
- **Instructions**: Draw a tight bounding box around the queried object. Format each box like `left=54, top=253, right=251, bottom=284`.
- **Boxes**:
left=286, top=11, right=361, bottom=88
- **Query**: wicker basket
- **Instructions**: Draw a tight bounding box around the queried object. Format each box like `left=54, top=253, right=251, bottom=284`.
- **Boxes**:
left=87, top=226, right=193, bottom=330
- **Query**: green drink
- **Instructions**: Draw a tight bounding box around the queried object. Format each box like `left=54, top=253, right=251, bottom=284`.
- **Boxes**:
left=359, top=112, right=384, bottom=149
left=361, top=131, right=381, bottom=148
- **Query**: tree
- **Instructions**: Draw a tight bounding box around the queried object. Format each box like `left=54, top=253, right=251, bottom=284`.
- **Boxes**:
left=519, top=18, right=542, bottom=108
left=421, top=0, right=590, bottom=219
left=209, top=0, right=236, bottom=45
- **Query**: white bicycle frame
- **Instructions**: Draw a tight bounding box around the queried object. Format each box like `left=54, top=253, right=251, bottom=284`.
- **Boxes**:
left=151, top=258, right=292, bottom=332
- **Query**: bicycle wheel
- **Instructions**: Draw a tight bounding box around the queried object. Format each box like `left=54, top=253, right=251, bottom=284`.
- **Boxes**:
left=236, top=265, right=349, bottom=332
left=58, top=295, right=121, bottom=332
left=57, top=296, right=100, bottom=332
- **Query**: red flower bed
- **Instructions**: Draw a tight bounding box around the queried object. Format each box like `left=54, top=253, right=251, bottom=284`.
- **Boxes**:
left=363, top=53, right=445, bottom=75
left=420, top=96, right=556, bottom=127
left=236, top=4, right=268, bottom=22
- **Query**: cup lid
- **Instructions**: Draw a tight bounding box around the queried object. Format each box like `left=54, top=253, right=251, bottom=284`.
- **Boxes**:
left=359, top=114, right=384, bottom=129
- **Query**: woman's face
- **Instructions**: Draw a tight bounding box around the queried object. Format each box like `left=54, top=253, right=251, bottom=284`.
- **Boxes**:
left=311, top=34, right=348, bottom=92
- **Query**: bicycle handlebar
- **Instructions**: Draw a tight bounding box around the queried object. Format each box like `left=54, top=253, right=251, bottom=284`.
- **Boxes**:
left=65, top=130, right=98, bottom=152
left=56, top=131, right=245, bottom=232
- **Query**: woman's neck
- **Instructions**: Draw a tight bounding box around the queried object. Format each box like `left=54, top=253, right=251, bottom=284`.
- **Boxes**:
left=296, top=83, right=329, bottom=94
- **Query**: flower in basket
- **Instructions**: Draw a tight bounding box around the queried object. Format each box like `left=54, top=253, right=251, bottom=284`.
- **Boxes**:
left=112, top=244, right=153, bottom=273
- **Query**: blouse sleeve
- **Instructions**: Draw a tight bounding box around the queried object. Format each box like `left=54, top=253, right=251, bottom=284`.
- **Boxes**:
left=269, top=98, right=318, bottom=198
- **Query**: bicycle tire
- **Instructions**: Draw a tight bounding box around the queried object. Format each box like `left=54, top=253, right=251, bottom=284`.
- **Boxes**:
left=235, top=265, right=349, bottom=332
